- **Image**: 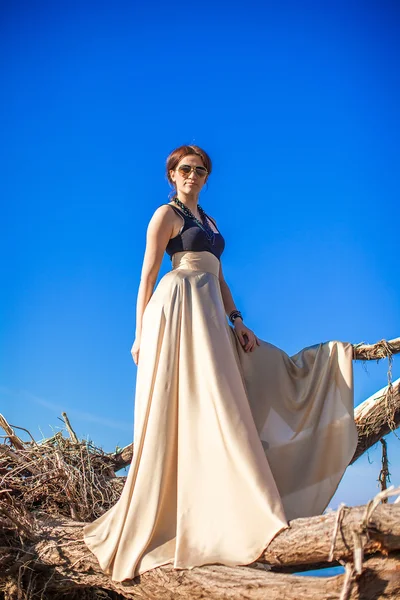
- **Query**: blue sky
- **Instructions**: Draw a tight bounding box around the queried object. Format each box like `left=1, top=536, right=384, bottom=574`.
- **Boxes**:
left=1, top=0, right=399, bottom=513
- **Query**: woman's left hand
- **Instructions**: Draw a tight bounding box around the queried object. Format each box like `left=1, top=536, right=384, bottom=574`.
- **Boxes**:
left=233, top=320, right=261, bottom=352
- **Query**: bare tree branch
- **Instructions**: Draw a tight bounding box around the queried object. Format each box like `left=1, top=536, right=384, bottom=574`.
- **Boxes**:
left=352, top=337, right=400, bottom=361
left=351, top=378, right=400, bottom=463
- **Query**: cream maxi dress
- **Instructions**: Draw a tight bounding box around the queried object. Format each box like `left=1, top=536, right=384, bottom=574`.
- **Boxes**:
left=83, top=242, right=357, bottom=582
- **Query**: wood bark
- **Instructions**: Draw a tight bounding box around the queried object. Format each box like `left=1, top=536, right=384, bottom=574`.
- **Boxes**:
left=1, top=335, right=399, bottom=599
left=262, top=502, right=400, bottom=570
left=3, top=556, right=400, bottom=600
left=352, top=336, right=400, bottom=361
left=2, top=502, right=400, bottom=599
left=351, top=378, right=400, bottom=463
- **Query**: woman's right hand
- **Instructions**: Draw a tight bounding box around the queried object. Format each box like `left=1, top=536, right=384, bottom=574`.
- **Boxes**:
left=131, top=337, right=141, bottom=366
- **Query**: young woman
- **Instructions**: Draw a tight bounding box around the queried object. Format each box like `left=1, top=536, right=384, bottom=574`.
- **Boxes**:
left=83, top=144, right=357, bottom=582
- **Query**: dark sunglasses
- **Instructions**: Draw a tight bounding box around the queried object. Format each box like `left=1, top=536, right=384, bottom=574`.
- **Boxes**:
left=177, top=164, right=208, bottom=178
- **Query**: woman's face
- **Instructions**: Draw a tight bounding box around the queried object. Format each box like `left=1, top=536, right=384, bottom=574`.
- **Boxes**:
left=169, top=155, right=208, bottom=196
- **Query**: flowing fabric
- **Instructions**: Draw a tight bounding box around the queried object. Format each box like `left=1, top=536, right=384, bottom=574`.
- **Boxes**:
left=83, top=250, right=357, bottom=582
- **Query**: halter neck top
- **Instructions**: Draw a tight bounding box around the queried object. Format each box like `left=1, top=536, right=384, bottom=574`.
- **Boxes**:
left=163, top=204, right=226, bottom=261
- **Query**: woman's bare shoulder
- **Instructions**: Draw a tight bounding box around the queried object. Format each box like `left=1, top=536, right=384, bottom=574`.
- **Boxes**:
left=150, top=203, right=177, bottom=220
left=146, top=204, right=184, bottom=238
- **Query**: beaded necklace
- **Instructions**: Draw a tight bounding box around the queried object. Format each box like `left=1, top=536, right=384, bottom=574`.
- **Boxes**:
left=173, top=197, right=216, bottom=246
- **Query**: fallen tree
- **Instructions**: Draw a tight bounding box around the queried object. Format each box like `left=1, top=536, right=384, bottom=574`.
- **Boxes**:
left=352, top=378, right=400, bottom=463
left=0, top=336, right=399, bottom=599
left=1, top=495, right=400, bottom=599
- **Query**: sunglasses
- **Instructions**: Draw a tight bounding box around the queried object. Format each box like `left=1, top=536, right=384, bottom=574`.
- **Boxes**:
left=177, top=164, right=208, bottom=178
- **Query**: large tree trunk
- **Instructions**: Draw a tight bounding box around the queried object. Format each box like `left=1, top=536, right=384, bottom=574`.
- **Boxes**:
left=1, top=336, right=399, bottom=599
left=352, top=378, right=400, bottom=463
left=1, top=506, right=400, bottom=599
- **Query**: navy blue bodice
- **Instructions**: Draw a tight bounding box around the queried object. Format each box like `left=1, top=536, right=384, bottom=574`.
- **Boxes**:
left=163, top=204, right=225, bottom=261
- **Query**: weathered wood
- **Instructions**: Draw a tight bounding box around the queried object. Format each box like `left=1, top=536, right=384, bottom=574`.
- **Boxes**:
left=2, top=515, right=400, bottom=600
left=112, top=443, right=134, bottom=471
left=2, top=502, right=400, bottom=599
left=1, top=333, right=399, bottom=599
left=352, top=337, right=400, bottom=361
left=0, top=414, right=24, bottom=450
left=351, top=378, right=400, bottom=463
left=61, top=411, right=79, bottom=444
left=262, top=502, right=400, bottom=571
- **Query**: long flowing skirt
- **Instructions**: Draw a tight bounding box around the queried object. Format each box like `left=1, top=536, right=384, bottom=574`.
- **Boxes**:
left=83, top=250, right=357, bottom=582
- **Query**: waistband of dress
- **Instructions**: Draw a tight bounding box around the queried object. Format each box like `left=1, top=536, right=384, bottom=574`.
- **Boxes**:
left=171, top=251, right=220, bottom=277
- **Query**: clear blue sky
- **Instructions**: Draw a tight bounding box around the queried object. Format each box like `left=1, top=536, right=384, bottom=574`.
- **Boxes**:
left=1, top=0, right=399, bottom=511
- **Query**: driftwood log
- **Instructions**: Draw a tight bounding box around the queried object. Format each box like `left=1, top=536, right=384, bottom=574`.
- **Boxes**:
left=2, top=513, right=400, bottom=600
left=0, top=336, right=399, bottom=599
left=1, top=496, right=400, bottom=599
left=352, top=378, right=400, bottom=463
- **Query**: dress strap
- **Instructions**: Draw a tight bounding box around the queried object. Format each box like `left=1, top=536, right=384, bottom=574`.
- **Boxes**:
left=163, top=204, right=219, bottom=233
left=205, top=214, right=220, bottom=234
left=162, top=203, right=186, bottom=219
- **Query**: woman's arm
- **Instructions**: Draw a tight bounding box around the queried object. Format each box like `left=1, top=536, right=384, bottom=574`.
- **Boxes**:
left=134, top=206, right=176, bottom=339
left=218, top=261, right=241, bottom=321
left=206, top=213, right=242, bottom=320
left=218, top=259, right=260, bottom=353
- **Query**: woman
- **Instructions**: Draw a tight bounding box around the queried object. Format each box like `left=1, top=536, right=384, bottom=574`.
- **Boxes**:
left=83, top=144, right=357, bottom=582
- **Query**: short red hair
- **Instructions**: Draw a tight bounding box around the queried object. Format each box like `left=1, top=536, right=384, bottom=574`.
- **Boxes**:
left=166, top=145, right=212, bottom=198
